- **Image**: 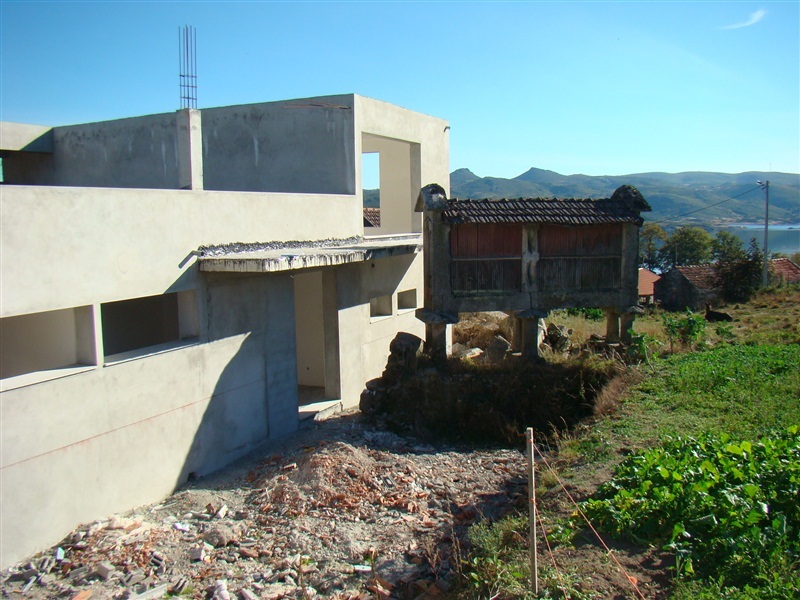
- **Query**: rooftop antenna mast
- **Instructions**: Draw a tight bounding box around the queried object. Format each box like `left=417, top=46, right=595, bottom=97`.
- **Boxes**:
left=179, top=25, right=198, bottom=109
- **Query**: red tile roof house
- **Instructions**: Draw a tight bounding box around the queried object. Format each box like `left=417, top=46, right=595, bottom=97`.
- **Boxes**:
left=654, top=265, right=721, bottom=311
left=771, top=257, right=800, bottom=284
left=638, top=268, right=661, bottom=305
left=654, top=259, right=800, bottom=311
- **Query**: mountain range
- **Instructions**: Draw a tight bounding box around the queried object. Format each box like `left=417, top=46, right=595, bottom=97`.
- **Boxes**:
left=448, top=168, right=799, bottom=225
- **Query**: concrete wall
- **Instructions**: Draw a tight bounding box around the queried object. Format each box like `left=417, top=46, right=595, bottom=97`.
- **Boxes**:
left=1, top=185, right=359, bottom=317
left=2, top=335, right=260, bottom=567
left=201, top=95, right=356, bottom=195
left=335, top=252, right=425, bottom=406
left=1, top=270, right=300, bottom=568
left=356, top=96, right=450, bottom=237
left=2, top=113, right=181, bottom=188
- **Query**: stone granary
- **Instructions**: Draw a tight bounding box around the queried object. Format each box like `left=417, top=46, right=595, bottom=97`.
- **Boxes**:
left=415, top=184, right=651, bottom=357
left=0, top=94, right=449, bottom=567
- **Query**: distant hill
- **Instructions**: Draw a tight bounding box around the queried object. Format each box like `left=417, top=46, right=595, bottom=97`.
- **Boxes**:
left=448, top=168, right=800, bottom=225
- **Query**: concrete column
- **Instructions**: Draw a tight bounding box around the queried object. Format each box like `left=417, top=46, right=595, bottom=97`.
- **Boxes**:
left=605, top=309, right=621, bottom=343
left=75, top=304, right=102, bottom=366
left=321, top=269, right=341, bottom=400
left=177, top=108, right=204, bottom=190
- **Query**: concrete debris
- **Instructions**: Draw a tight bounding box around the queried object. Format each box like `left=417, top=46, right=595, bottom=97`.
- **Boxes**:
left=1, top=409, right=527, bottom=600
left=94, top=561, right=115, bottom=580
left=129, top=582, right=170, bottom=599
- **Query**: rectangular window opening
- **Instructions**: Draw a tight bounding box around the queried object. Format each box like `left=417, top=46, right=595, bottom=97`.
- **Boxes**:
left=101, top=290, right=198, bottom=361
left=0, top=305, right=95, bottom=382
left=397, top=289, right=418, bottom=311
left=362, top=152, right=381, bottom=228
left=369, top=294, right=392, bottom=319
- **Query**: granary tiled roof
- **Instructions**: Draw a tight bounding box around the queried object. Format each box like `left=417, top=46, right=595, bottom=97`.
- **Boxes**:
left=771, top=258, right=800, bottom=283
left=676, top=265, right=718, bottom=291
left=440, top=197, right=645, bottom=226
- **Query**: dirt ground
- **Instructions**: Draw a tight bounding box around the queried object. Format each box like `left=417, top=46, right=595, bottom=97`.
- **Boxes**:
left=1, top=409, right=671, bottom=599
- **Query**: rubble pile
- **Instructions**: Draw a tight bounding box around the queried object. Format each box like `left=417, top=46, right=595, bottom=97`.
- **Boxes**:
left=1, top=412, right=527, bottom=600
left=542, top=323, right=573, bottom=353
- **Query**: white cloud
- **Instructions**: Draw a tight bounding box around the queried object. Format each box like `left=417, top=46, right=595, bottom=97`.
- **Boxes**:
left=723, top=9, right=767, bottom=30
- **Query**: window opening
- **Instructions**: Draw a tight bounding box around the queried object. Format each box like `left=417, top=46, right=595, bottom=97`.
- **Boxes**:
left=397, top=289, right=418, bottom=311
left=0, top=306, right=94, bottom=380
left=369, top=294, right=392, bottom=319
left=362, top=152, right=380, bottom=228
left=101, top=290, right=197, bottom=359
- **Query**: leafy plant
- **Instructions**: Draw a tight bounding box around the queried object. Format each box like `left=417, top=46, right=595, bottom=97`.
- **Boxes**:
left=662, top=309, right=706, bottom=351
left=626, top=328, right=662, bottom=370
left=581, top=427, right=800, bottom=592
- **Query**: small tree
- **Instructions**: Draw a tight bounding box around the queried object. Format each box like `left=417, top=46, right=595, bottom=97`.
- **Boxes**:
left=715, top=238, right=763, bottom=302
left=658, top=226, right=714, bottom=269
left=712, top=230, right=746, bottom=264
left=639, top=222, right=668, bottom=271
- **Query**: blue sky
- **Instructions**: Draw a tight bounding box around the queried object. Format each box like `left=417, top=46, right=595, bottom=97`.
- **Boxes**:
left=1, top=1, right=798, bottom=180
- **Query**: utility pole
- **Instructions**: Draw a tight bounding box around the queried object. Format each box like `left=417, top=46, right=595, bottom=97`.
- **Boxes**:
left=758, top=180, right=770, bottom=286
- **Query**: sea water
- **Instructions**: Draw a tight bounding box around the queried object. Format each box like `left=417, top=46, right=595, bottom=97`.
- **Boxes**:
left=721, top=224, right=800, bottom=256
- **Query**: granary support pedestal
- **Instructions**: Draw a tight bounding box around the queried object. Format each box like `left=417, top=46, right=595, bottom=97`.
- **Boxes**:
left=415, top=308, right=458, bottom=363
left=604, top=306, right=644, bottom=345
left=512, top=309, right=549, bottom=359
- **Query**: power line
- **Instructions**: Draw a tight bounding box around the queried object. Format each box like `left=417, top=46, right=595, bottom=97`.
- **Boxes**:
left=650, top=185, right=763, bottom=225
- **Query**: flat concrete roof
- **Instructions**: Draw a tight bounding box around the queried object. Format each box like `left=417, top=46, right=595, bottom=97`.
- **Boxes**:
left=0, top=122, right=54, bottom=152
left=198, top=234, right=422, bottom=273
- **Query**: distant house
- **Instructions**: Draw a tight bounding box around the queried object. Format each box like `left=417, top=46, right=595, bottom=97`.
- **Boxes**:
left=654, top=258, right=800, bottom=311
left=771, top=258, right=800, bottom=284
left=415, top=183, right=650, bottom=356
left=654, top=265, right=719, bottom=311
left=638, top=268, right=661, bottom=305
left=363, top=207, right=381, bottom=228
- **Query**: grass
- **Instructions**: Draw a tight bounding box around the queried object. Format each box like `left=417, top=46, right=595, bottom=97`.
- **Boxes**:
left=453, top=285, right=800, bottom=599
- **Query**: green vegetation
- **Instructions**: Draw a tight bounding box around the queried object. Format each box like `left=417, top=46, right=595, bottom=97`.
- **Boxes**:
left=584, top=429, right=800, bottom=589
left=454, top=288, right=800, bottom=599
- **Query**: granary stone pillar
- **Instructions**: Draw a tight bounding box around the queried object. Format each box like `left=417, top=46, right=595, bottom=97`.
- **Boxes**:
left=620, top=305, right=644, bottom=345
left=604, top=308, right=621, bottom=343
left=415, top=308, right=458, bottom=364
left=515, top=308, right=548, bottom=359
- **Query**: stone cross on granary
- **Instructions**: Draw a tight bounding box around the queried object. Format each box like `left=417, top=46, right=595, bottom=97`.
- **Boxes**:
left=414, top=183, right=651, bottom=360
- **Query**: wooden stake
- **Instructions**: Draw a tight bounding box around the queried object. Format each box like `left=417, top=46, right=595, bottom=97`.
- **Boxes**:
left=526, top=427, right=538, bottom=594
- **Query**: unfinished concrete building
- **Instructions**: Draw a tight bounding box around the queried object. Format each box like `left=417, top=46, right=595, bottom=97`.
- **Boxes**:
left=0, top=95, right=449, bottom=567
left=415, top=183, right=651, bottom=356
